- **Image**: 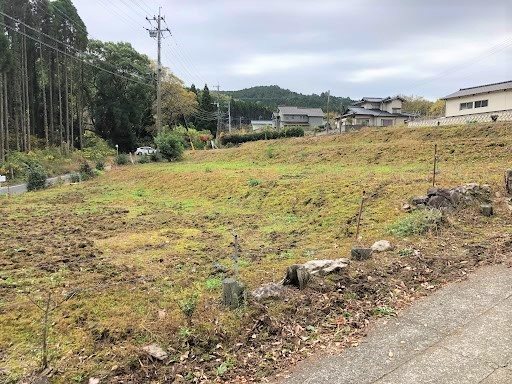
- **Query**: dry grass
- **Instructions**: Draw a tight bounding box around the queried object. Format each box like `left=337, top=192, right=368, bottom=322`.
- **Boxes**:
left=1, top=123, right=512, bottom=383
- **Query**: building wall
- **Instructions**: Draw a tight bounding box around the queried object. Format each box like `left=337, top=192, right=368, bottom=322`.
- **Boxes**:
left=308, top=116, right=324, bottom=128
left=381, top=99, right=403, bottom=113
left=445, top=90, right=512, bottom=117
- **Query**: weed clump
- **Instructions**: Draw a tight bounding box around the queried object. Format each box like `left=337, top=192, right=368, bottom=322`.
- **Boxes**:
left=79, top=162, right=95, bottom=181
left=26, top=164, right=47, bottom=191
left=248, top=178, right=261, bottom=187
left=155, top=130, right=185, bottom=161
left=115, top=153, right=129, bottom=165
left=69, top=172, right=81, bottom=183
left=95, top=160, right=105, bottom=171
left=389, top=209, right=443, bottom=237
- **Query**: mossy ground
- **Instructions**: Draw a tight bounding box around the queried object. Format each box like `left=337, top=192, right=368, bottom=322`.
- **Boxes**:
left=1, top=123, right=512, bottom=383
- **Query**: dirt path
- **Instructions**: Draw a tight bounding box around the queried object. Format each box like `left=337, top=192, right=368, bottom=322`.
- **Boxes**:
left=279, top=265, right=512, bottom=384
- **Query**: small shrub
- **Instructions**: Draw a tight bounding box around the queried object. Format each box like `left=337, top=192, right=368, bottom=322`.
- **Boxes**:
left=150, top=151, right=163, bottom=162
left=205, top=167, right=213, bottom=173
left=154, top=130, right=185, bottom=161
left=372, top=306, right=396, bottom=317
left=248, top=178, right=261, bottom=187
left=138, top=155, right=150, bottom=164
left=178, top=327, right=192, bottom=339
left=178, top=292, right=199, bottom=325
left=70, top=172, right=81, bottom=183
left=95, top=160, right=105, bottom=171
left=205, top=277, right=222, bottom=291
left=79, top=162, right=95, bottom=180
left=115, top=153, right=129, bottom=165
left=389, top=209, right=443, bottom=237
left=398, top=248, right=414, bottom=257
left=26, top=165, right=47, bottom=191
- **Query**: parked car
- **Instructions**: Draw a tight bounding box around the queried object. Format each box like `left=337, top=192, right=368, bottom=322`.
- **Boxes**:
left=135, top=146, right=157, bottom=156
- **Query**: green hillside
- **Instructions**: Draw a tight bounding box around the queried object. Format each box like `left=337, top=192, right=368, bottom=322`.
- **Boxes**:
left=224, top=85, right=353, bottom=112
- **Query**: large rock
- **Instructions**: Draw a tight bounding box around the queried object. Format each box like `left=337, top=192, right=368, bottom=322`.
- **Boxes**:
left=222, top=278, right=245, bottom=309
left=427, top=195, right=452, bottom=209
left=351, top=247, right=373, bottom=261
left=412, top=196, right=429, bottom=205
left=303, top=258, right=349, bottom=275
left=251, top=283, right=287, bottom=300
left=480, top=204, right=493, bottom=217
left=284, top=265, right=311, bottom=290
left=371, top=240, right=393, bottom=253
left=143, top=344, right=168, bottom=361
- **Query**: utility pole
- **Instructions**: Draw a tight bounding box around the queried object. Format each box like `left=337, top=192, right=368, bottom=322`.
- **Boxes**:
left=239, top=116, right=242, bottom=129
left=147, top=8, right=170, bottom=133
left=214, top=84, right=221, bottom=140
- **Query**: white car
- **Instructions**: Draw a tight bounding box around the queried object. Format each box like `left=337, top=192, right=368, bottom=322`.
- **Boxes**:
left=135, top=146, right=157, bottom=156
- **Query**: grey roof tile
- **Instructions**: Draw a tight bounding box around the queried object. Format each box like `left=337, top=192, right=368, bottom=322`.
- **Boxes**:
left=442, top=80, right=512, bottom=100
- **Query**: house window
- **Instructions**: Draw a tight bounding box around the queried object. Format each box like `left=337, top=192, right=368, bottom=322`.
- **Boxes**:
left=356, top=118, right=370, bottom=126
left=474, top=100, right=488, bottom=108
left=381, top=119, right=394, bottom=126
left=460, top=102, right=473, bottom=110
left=392, top=108, right=402, bottom=113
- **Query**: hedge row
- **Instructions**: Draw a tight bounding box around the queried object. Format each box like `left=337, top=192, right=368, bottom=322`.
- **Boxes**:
left=220, top=127, right=305, bottom=146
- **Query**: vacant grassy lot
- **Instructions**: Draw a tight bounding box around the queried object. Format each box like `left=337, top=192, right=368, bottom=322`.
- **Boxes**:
left=1, top=123, right=512, bottom=383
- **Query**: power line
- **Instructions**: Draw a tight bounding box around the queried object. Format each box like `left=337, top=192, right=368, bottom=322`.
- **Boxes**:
left=0, top=20, right=154, bottom=89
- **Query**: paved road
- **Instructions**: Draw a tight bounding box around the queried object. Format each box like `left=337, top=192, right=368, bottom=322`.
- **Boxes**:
left=280, top=265, right=512, bottom=384
left=0, top=174, right=71, bottom=196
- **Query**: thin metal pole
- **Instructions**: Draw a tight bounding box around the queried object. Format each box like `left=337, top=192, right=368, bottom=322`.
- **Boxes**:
left=432, top=144, right=437, bottom=187
left=156, top=7, right=162, bottom=133
left=355, top=190, right=366, bottom=241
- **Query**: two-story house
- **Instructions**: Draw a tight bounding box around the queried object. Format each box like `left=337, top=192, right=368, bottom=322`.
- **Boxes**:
left=338, top=96, right=409, bottom=129
left=441, top=80, right=512, bottom=117
left=273, top=106, right=325, bottom=129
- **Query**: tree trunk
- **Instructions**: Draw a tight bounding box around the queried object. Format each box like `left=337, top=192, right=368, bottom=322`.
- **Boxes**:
left=48, top=55, right=54, bottom=145
left=23, top=32, right=31, bottom=151
left=57, top=52, right=63, bottom=149
left=70, top=67, right=74, bottom=150
left=39, top=44, right=49, bottom=148
left=64, top=58, right=69, bottom=150
left=0, top=73, right=4, bottom=162
left=4, top=73, right=9, bottom=157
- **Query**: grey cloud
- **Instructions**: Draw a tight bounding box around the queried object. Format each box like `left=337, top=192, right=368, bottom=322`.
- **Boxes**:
left=74, top=0, right=512, bottom=99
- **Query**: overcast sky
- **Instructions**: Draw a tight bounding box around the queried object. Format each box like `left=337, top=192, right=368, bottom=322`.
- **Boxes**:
left=73, top=0, right=512, bottom=100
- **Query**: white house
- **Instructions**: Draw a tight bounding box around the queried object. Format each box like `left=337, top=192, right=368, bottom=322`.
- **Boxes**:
left=273, top=106, right=324, bottom=129
left=442, top=80, right=512, bottom=117
left=338, top=96, right=410, bottom=129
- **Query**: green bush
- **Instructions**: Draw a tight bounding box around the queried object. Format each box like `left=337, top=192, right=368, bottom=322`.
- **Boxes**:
left=95, top=160, right=105, bottom=171
left=79, top=162, right=95, bottom=181
left=389, top=209, right=443, bottom=237
left=154, top=130, right=185, bottom=161
left=220, top=127, right=305, bottom=146
left=138, top=155, right=151, bottom=164
left=150, top=151, right=163, bottom=162
left=26, top=164, right=47, bottom=191
left=81, top=131, right=115, bottom=162
left=70, top=172, right=81, bottom=183
left=115, top=153, right=129, bottom=165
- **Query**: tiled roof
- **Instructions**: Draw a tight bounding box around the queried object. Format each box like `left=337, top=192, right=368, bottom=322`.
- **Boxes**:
left=442, top=80, right=512, bottom=100
left=277, top=106, right=324, bottom=117
left=342, top=107, right=408, bottom=117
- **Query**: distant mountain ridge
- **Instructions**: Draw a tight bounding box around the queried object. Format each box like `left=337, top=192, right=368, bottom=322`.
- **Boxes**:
left=224, top=85, right=353, bottom=113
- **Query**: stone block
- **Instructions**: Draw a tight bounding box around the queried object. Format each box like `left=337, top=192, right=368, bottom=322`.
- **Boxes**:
left=351, top=247, right=373, bottom=261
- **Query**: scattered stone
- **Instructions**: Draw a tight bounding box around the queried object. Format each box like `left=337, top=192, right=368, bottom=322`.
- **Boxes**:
left=402, top=203, right=412, bottom=212
left=412, top=196, right=429, bottom=205
left=89, top=379, right=100, bottom=384
left=284, top=265, right=311, bottom=290
left=371, top=240, right=393, bottom=253
left=303, top=258, right=349, bottom=275
left=411, top=183, right=492, bottom=210
left=480, top=204, right=493, bottom=217
left=143, top=344, right=168, bottom=361
left=351, top=247, right=373, bottom=261
left=251, top=283, right=287, bottom=300
left=212, top=262, right=229, bottom=274
left=222, top=278, right=245, bottom=309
